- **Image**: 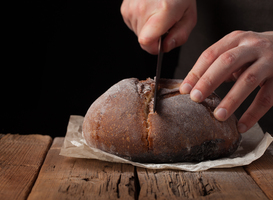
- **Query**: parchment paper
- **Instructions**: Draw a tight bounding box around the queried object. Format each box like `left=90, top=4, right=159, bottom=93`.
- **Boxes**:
left=60, top=115, right=273, bottom=171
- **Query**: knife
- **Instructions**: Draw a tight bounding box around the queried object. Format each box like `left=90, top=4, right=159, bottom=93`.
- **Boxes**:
left=153, top=35, right=165, bottom=113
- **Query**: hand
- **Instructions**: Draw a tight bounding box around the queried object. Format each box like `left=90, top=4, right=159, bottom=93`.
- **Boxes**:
left=120, top=0, right=197, bottom=54
left=180, top=31, right=273, bottom=133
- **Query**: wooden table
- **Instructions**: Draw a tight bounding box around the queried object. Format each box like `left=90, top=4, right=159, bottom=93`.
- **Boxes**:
left=0, top=133, right=272, bottom=200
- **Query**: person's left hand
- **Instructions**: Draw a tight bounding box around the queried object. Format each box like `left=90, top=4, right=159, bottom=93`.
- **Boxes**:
left=180, top=31, right=273, bottom=133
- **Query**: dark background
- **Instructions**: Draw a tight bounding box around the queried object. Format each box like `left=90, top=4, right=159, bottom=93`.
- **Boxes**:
left=1, top=1, right=179, bottom=137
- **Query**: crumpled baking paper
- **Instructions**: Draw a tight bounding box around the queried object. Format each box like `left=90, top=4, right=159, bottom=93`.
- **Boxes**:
left=60, top=115, right=273, bottom=171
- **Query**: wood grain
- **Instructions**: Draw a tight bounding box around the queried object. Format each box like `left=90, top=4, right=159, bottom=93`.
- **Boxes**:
left=137, top=167, right=269, bottom=200
left=28, top=138, right=136, bottom=200
left=244, top=143, right=273, bottom=200
left=0, top=134, right=52, bottom=200
left=0, top=134, right=5, bottom=140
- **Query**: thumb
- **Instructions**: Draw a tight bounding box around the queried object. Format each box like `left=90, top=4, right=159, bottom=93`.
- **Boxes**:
left=138, top=10, right=178, bottom=54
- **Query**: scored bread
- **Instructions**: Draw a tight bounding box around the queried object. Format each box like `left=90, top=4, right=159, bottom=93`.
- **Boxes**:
left=82, top=78, right=241, bottom=163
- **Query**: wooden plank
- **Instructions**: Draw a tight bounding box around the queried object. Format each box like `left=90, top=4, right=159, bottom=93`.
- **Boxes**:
left=137, top=166, right=269, bottom=200
left=244, top=143, right=273, bottom=200
left=0, top=134, right=5, bottom=140
left=0, top=134, right=52, bottom=200
left=27, top=138, right=136, bottom=200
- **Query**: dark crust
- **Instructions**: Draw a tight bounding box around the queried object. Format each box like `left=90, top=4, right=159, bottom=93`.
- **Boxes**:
left=82, top=78, right=149, bottom=158
left=82, top=78, right=241, bottom=163
left=145, top=93, right=240, bottom=163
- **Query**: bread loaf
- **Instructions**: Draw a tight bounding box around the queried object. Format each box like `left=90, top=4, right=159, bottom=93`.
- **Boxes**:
left=82, top=78, right=241, bottom=163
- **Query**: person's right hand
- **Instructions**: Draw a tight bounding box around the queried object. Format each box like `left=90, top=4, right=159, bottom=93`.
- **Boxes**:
left=120, top=0, right=197, bottom=54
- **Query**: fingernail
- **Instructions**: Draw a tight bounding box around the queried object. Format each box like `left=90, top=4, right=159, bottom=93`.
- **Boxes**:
left=214, top=108, right=227, bottom=121
left=180, top=83, right=192, bottom=94
left=191, top=89, right=203, bottom=102
left=238, top=123, right=247, bottom=133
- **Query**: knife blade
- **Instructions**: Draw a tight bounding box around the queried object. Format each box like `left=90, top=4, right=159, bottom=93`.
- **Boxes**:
left=153, top=35, right=165, bottom=113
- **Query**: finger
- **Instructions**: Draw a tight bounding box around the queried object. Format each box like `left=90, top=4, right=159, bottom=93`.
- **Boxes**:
left=121, top=0, right=149, bottom=36
left=225, top=61, right=253, bottom=82
left=213, top=59, right=271, bottom=122
left=163, top=3, right=197, bottom=52
left=163, top=14, right=196, bottom=53
left=237, top=78, right=273, bottom=133
left=138, top=10, right=180, bottom=54
left=180, top=31, right=245, bottom=94
left=190, top=45, right=259, bottom=103
left=120, top=1, right=133, bottom=31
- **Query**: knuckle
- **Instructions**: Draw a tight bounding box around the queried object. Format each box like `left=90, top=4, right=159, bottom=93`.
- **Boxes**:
left=232, top=30, right=245, bottom=35
left=121, top=4, right=132, bottom=20
left=244, top=111, right=260, bottom=124
left=201, top=49, right=217, bottom=63
left=252, top=37, right=271, bottom=48
left=228, top=30, right=245, bottom=38
left=120, top=3, right=127, bottom=17
left=187, top=71, right=201, bottom=83
left=220, top=52, right=236, bottom=66
left=136, top=2, right=146, bottom=15
left=243, top=73, right=258, bottom=87
left=225, top=95, right=239, bottom=107
left=120, top=4, right=124, bottom=15
left=200, top=75, right=213, bottom=87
